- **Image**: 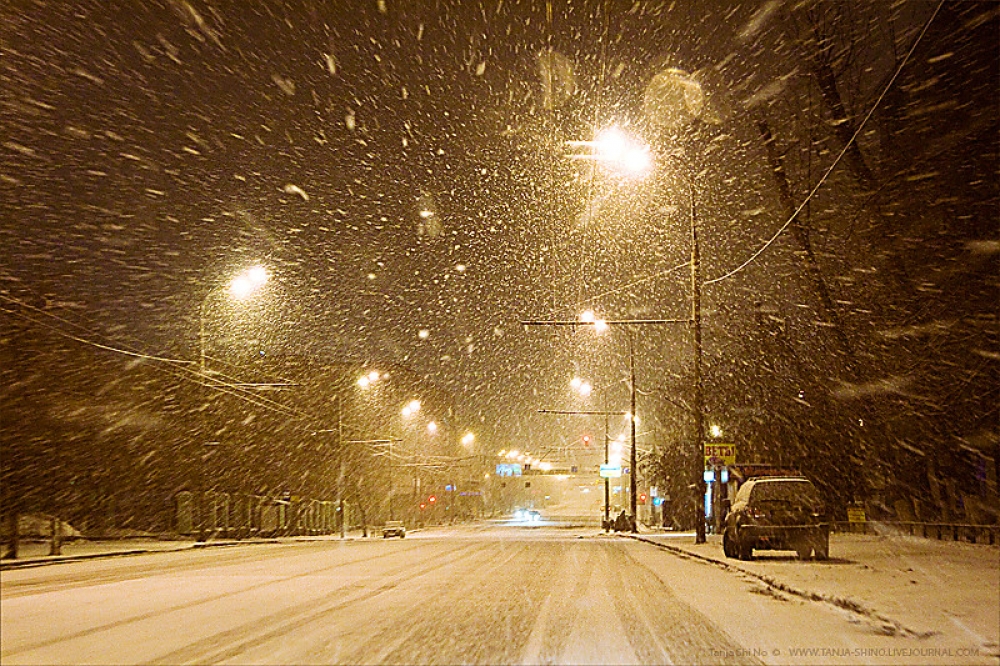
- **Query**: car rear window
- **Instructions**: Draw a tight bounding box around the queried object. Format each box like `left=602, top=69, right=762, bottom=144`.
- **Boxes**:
left=750, top=481, right=821, bottom=505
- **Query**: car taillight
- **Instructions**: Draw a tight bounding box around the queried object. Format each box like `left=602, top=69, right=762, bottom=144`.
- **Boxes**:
left=751, top=506, right=768, bottom=519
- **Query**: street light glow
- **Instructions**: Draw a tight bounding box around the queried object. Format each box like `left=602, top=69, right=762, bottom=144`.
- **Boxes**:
left=228, top=265, right=269, bottom=299
left=592, top=126, right=653, bottom=179
left=357, top=370, right=381, bottom=389
left=427, top=421, right=438, bottom=434
left=710, top=424, right=723, bottom=438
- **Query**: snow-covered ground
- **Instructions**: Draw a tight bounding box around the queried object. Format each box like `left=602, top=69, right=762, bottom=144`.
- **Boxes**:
left=2, top=525, right=997, bottom=665
left=634, top=529, right=999, bottom=664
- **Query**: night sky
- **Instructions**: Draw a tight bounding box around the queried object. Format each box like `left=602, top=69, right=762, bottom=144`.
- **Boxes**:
left=3, top=1, right=996, bottom=464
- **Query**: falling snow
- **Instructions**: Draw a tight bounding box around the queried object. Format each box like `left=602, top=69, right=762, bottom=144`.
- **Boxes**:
left=0, top=3, right=996, bottom=647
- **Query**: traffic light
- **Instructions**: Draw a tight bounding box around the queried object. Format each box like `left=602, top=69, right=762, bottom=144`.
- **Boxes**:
left=582, top=435, right=591, bottom=448
left=639, top=492, right=647, bottom=505
left=419, top=503, right=426, bottom=510
left=428, top=495, right=437, bottom=504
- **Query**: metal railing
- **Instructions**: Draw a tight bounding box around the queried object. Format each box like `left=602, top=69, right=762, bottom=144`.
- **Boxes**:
left=833, top=520, right=998, bottom=545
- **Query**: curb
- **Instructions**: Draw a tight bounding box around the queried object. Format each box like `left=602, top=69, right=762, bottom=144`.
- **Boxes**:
left=0, top=538, right=282, bottom=571
left=626, top=533, right=929, bottom=639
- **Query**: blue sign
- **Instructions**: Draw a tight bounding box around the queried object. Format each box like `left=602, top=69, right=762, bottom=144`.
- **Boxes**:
left=496, top=463, right=522, bottom=477
left=445, top=484, right=454, bottom=492
left=600, top=464, right=622, bottom=478
left=653, top=497, right=664, bottom=507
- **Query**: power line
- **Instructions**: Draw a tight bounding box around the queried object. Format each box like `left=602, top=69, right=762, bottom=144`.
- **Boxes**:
left=2, top=292, right=312, bottom=422
left=703, top=0, right=944, bottom=286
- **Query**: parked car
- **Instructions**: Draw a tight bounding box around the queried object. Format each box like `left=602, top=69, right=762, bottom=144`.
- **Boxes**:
left=723, top=476, right=829, bottom=561
left=382, top=520, right=406, bottom=538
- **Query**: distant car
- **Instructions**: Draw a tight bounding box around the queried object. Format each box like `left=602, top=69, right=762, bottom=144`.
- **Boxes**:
left=513, top=509, right=541, bottom=523
left=382, top=520, right=406, bottom=538
left=723, top=477, right=829, bottom=561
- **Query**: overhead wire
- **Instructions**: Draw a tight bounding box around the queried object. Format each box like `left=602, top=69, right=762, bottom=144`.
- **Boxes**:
left=3, top=291, right=479, bottom=467
left=703, top=0, right=945, bottom=286
left=1, top=291, right=313, bottom=421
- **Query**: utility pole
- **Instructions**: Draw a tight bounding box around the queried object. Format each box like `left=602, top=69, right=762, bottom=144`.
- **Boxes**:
left=524, top=318, right=686, bottom=533
left=685, top=164, right=707, bottom=545
left=537, top=408, right=628, bottom=532
left=604, top=400, right=610, bottom=531
left=628, top=329, right=638, bottom=530
left=337, top=394, right=345, bottom=538
left=660, top=149, right=708, bottom=544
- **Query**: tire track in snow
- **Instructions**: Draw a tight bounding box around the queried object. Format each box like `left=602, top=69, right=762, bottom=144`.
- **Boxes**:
left=1, top=539, right=447, bottom=661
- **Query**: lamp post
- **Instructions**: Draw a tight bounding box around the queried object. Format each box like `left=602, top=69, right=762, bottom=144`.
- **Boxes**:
left=562, top=122, right=708, bottom=542
left=194, top=264, right=269, bottom=542
left=199, top=264, right=269, bottom=376
left=523, top=314, right=686, bottom=532
left=564, top=375, right=630, bottom=531
left=659, top=151, right=706, bottom=544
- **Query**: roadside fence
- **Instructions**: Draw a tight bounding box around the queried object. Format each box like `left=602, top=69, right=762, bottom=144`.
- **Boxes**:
left=832, top=520, right=998, bottom=545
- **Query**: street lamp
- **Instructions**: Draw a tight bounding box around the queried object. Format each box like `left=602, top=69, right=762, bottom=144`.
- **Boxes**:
left=571, top=375, right=627, bottom=531
left=567, top=126, right=654, bottom=180
left=522, top=314, right=687, bottom=533
left=194, top=264, right=269, bottom=542
left=199, top=264, right=269, bottom=375
left=357, top=370, right=380, bottom=389
left=659, top=149, right=707, bottom=544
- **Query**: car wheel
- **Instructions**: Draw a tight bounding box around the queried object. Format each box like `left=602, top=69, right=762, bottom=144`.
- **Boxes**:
left=722, top=528, right=735, bottom=558
left=814, top=536, right=829, bottom=560
left=737, top=533, right=753, bottom=561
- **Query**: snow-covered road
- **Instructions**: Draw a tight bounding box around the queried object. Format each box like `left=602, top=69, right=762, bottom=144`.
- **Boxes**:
left=2, top=524, right=996, bottom=665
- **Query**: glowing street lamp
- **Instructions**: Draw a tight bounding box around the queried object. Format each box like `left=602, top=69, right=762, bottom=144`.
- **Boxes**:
left=228, top=265, right=269, bottom=300
left=200, top=264, right=270, bottom=374
left=566, top=126, right=654, bottom=180
left=571, top=376, right=594, bottom=397
left=357, top=370, right=381, bottom=389
left=461, top=432, right=475, bottom=447
left=579, top=310, right=608, bottom=333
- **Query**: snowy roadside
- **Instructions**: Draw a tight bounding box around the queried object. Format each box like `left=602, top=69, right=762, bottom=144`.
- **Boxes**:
left=632, top=530, right=1000, bottom=662
left=0, top=532, right=376, bottom=570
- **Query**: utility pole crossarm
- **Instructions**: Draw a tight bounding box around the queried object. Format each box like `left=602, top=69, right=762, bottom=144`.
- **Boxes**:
left=537, top=409, right=629, bottom=415
left=520, top=318, right=691, bottom=326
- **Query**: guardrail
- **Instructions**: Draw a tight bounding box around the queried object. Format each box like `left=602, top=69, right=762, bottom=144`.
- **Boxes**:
left=832, top=520, right=998, bottom=545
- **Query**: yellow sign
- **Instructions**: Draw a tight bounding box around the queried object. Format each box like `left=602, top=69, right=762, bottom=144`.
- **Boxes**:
left=703, top=443, right=736, bottom=467
left=847, top=506, right=867, bottom=523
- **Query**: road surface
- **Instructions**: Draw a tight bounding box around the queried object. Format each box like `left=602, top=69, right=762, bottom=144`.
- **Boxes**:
left=1, top=522, right=985, bottom=665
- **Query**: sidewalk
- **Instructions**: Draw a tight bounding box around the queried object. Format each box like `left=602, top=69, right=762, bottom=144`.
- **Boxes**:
left=0, top=531, right=373, bottom=570
left=631, top=528, right=999, bottom=658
